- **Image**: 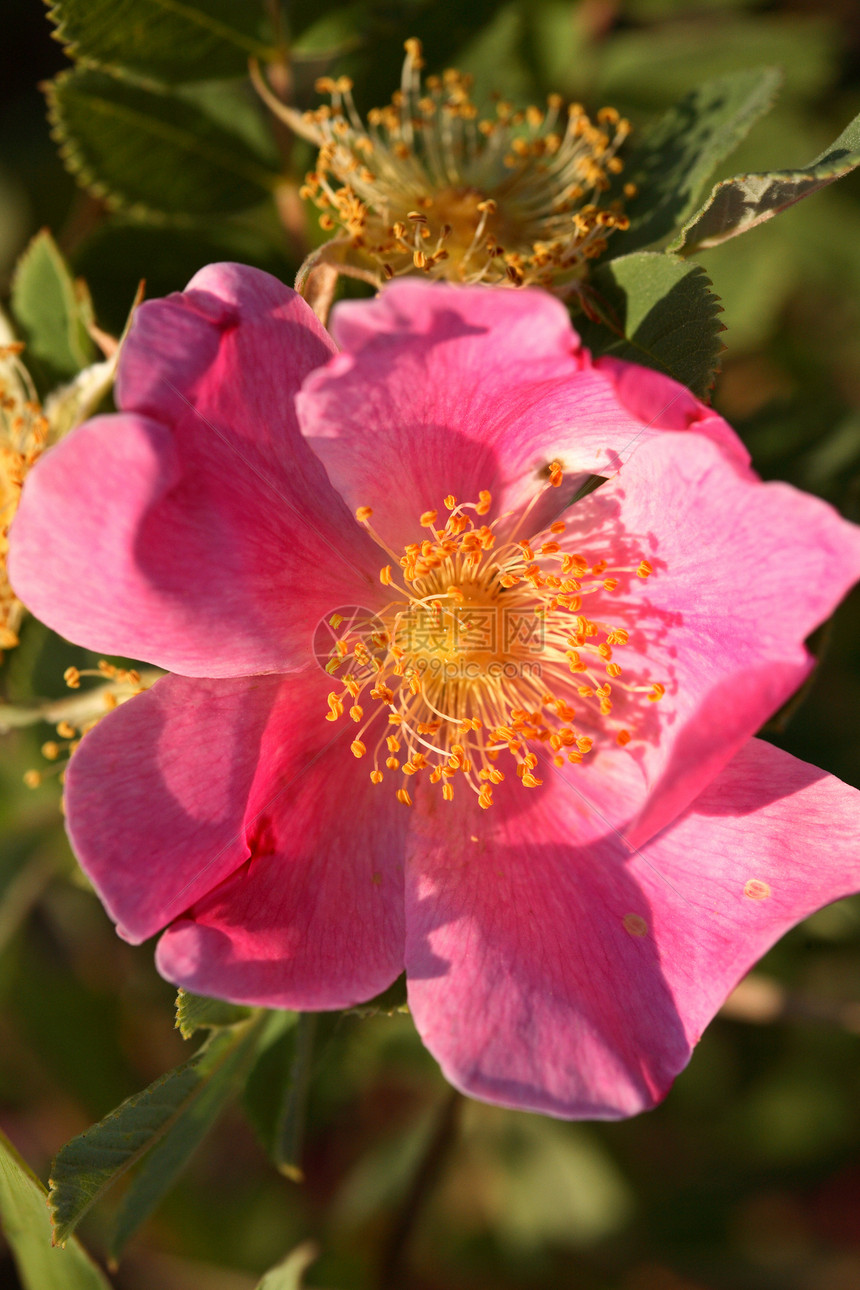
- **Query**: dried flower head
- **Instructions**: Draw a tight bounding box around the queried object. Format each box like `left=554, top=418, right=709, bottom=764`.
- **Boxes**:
left=254, top=39, right=632, bottom=289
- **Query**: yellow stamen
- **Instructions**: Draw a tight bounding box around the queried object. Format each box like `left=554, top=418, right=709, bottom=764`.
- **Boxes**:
left=272, top=41, right=631, bottom=292
left=320, top=482, right=662, bottom=806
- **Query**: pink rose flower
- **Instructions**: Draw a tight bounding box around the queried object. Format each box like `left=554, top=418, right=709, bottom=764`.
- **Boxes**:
left=10, top=265, right=860, bottom=1118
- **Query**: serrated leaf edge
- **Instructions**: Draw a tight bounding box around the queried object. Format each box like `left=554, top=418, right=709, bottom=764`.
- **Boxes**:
left=44, top=67, right=278, bottom=223
left=584, top=251, right=726, bottom=398
left=671, top=152, right=860, bottom=254
left=174, top=988, right=253, bottom=1039
left=48, top=1016, right=262, bottom=1246
left=45, top=0, right=276, bottom=75
left=613, top=64, right=784, bottom=256
left=10, top=228, right=96, bottom=372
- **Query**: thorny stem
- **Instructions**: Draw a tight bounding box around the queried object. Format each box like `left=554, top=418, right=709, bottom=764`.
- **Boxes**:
left=378, top=1087, right=463, bottom=1290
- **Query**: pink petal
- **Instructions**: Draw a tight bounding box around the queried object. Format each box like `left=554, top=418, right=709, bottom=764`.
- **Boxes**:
left=67, top=666, right=408, bottom=1007
left=65, top=672, right=288, bottom=943
left=594, top=355, right=750, bottom=469
left=561, top=430, right=860, bottom=848
left=10, top=263, right=381, bottom=676
left=633, top=739, right=860, bottom=1047
left=300, top=280, right=738, bottom=551
left=405, top=739, right=860, bottom=1118
left=155, top=745, right=408, bottom=1010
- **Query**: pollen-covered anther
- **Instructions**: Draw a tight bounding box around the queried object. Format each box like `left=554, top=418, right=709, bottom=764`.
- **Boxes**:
left=280, top=40, right=633, bottom=290
left=321, top=485, right=665, bottom=805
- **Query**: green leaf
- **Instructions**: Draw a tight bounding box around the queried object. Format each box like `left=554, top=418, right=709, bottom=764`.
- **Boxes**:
left=47, top=67, right=278, bottom=218
left=0, top=1131, right=113, bottom=1289
left=256, top=1242, right=319, bottom=1290
left=671, top=110, right=860, bottom=254
left=10, top=230, right=96, bottom=387
left=242, top=1011, right=302, bottom=1163
left=593, top=14, right=836, bottom=108
left=174, top=80, right=280, bottom=165
left=107, top=1022, right=265, bottom=1259
left=290, top=9, right=362, bottom=60
left=615, top=67, right=782, bottom=254
left=271, top=1013, right=317, bottom=1182
left=49, top=1014, right=266, bottom=1252
left=175, top=988, right=253, bottom=1039
left=47, top=0, right=275, bottom=84
left=576, top=252, right=725, bottom=398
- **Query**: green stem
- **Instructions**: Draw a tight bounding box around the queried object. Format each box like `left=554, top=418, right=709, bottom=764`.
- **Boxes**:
left=275, top=1012, right=318, bottom=1181
left=378, top=1088, right=463, bottom=1290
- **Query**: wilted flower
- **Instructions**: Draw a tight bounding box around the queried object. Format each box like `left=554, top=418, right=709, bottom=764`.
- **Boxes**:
left=9, top=267, right=860, bottom=1117
left=255, top=40, right=632, bottom=289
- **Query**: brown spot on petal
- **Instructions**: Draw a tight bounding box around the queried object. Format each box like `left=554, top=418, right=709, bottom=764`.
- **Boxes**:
left=744, top=879, right=771, bottom=901
left=623, top=912, right=648, bottom=937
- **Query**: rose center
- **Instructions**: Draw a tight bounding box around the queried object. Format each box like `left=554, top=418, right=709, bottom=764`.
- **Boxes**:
left=322, top=479, right=662, bottom=807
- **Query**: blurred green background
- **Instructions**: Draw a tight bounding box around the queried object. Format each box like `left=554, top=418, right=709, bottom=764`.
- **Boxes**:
left=2, top=0, right=860, bottom=1287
